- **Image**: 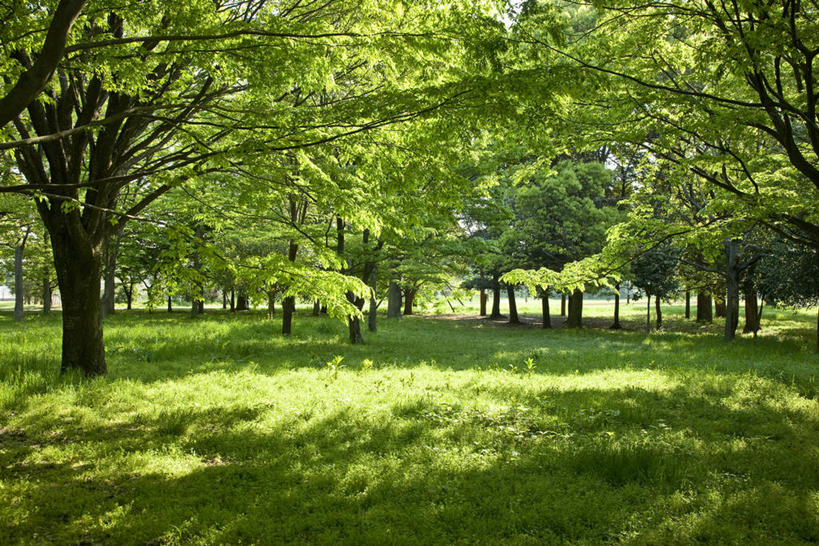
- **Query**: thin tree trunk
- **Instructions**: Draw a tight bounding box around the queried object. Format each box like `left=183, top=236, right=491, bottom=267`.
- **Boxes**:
left=387, top=281, right=402, bottom=318
left=42, top=276, right=52, bottom=314
left=230, top=288, right=235, bottom=312
left=542, top=294, right=551, bottom=329
left=655, top=296, right=663, bottom=329
left=125, top=281, right=133, bottom=310
left=479, top=288, right=487, bottom=316
left=14, top=244, right=24, bottom=322
left=611, top=285, right=621, bottom=330
left=268, top=289, right=276, bottom=320
left=313, top=300, right=321, bottom=316
left=645, top=293, right=651, bottom=332
left=684, top=290, right=691, bottom=319
left=282, top=296, right=295, bottom=335
left=368, top=268, right=377, bottom=332
left=489, top=282, right=502, bottom=319
left=222, top=291, right=227, bottom=309
left=507, top=285, right=520, bottom=324
left=560, top=293, right=566, bottom=316
left=567, top=289, right=583, bottom=328
left=100, top=233, right=119, bottom=319
left=696, top=291, right=713, bottom=323
left=167, top=296, right=173, bottom=313
left=723, top=239, right=740, bottom=341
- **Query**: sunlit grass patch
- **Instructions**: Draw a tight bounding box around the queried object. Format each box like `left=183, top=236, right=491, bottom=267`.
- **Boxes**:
left=0, top=306, right=817, bottom=543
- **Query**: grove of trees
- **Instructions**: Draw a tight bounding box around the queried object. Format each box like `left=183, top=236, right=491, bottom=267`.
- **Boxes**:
left=2, top=0, right=818, bottom=376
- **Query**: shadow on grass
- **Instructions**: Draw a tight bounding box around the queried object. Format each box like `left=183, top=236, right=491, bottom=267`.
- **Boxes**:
left=2, top=382, right=818, bottom=544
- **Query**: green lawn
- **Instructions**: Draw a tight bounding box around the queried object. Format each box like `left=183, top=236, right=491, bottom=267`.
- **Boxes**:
left=1, top=303, right=817, bottom=544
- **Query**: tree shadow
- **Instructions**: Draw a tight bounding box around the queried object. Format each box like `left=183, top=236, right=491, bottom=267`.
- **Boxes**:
left=3, top=383, right=817, bottom=543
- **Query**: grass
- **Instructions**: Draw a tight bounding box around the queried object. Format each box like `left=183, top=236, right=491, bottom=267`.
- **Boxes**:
left=0, top=301, right=817, bottom=544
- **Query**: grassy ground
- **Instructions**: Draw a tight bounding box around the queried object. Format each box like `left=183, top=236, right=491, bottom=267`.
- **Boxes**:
left=1, top=302, right=817, bottom=544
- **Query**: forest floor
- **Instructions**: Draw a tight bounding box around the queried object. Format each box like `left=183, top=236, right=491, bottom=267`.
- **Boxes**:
left=1, top=302, right=817, bottom=544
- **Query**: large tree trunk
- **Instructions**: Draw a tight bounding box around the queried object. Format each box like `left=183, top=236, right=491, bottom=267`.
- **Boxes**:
left=489, top=283, right=503, bottom=319
left=611, top=285, right=622, bottom=330
left=684, top=290, right=691, bottom=319
left=743, top=290, right=761, bottom=336
left=507, top=285, right=520, bottom=324
left=236, top=292, right=249, bottom=311
left=14, top=244, right=24, bottom=322
left=51, top=233, right=106, bottom=376
left=403, top=287, right=417, bottom=316
left=479, top=288, right=487, bottom=316
left=696, top=291, right=713, bottom=322
left=567, top=289, right=583, bottom=328
left=655, top=296, right=663, bottom=329
left=313, top=300, right=321, bottom=316
left=387, top=281, right=402, bottom=319
left=368, top=268, right=377, bottom=332
left=541, top=294, right=551, bottom=329
left=560, top=293, right=566, bottom=316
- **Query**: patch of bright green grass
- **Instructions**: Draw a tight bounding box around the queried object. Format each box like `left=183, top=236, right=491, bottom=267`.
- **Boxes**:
left=0, top=305, right=817, bottom=544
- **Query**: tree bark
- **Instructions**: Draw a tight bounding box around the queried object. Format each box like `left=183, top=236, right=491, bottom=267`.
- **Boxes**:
left=50, top=232, right=106, bottom=376
left=368, top=268, right=377, bottom=332
left=479, top=288, right=487, bottom=316
left=230, top=288, right=235, bottom=312
left=696, top=291, right=713, bottom=323
left=489, top=282, right=503, bottom=319
left=236, top=292, right=249, bottom=311
left=655, top=295, right=663, bottom=329
left=282, top=296, right=295, bottom=335
left=125, top=281, right=133, bottom=311
left=611, top=285, right=622, bottom=330
left=14, top=244, right=24, bottom=322
left=313, top=300, right=321, bottom=316
left=507, top=285, right=520, bottom=324
left=723, top=239, right=740, bottom=341
left=42, top=276, right=52, bottom=314
left=222, top=291, right=227, bottom=309
left=743, top=290, right=761, bottom=336
left=403, top=287, right=417, bottom=316
left=684, top=290, right=691, bottom=319
left=100, top=233, right=119, bottom=318
left=560, top=293, right=566, bottom=316
left=714, top=290, right=727, bottom=318
left=167, top=296, right=173, bottom=313
left=645, top=293, right=652, bottom=332
left=567, top=289, right=583, bottom=328
left=387, top=281, right=402, bottom=318
left=541, top=294, right=551, bottom=328
left=268, top=289, right=276, bottom=320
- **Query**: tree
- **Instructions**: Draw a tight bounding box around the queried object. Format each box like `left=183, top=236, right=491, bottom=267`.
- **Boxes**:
left=630, top=247, right=679, bottom=331
left=0, top=0, right=507, bottom=375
